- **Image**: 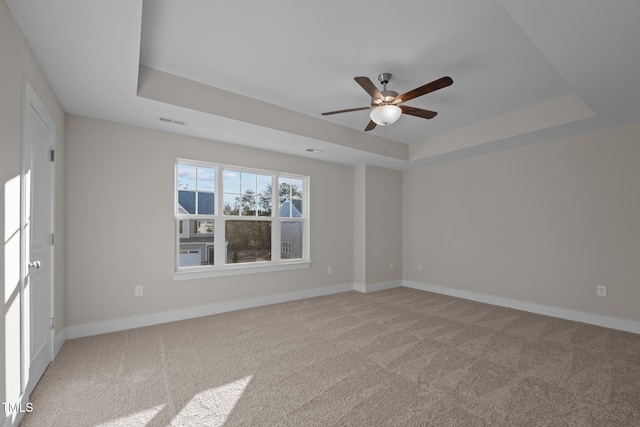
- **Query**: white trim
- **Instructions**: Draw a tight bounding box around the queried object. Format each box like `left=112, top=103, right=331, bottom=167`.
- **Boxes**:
left=54, top=328, right=66, bottom=358
left=2, top=385, right=34, bottom=427
left=175, top=158, right=311, bottom=275
left=174, top=261, right=311, bottom=280
left=403, top=281, right=640, bottom=335
left=20, top=80, right=56, bottom=402
left=354, top=280, right=402, bottom=294
left=2, top=414, right=14, bottom=427
left=55, top=280, right=640, bottom=342
left=66, top=283, right=353, bottom=339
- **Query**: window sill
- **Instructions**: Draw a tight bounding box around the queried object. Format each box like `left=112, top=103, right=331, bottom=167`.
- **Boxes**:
left=173, top=261, right=311, bottom=281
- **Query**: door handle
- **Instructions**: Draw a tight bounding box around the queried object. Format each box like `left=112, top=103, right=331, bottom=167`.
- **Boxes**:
left=28, top=260, right=41, bottom=269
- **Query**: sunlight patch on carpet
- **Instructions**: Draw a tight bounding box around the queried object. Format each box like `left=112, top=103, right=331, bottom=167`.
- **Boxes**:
left=96, top=404, right=164, bottom=427
left=170, top=376, right=252, bottom=427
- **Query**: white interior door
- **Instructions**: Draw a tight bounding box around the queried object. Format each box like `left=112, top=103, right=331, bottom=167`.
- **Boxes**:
left=21, top=82, right=55, bottom=397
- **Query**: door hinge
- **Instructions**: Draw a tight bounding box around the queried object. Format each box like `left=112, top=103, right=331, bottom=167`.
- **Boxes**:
left=50, top=233, right=55, bottom=245
left=48, top=318, right=55, bottom=330
left=50, top=149, right=55, bottom=162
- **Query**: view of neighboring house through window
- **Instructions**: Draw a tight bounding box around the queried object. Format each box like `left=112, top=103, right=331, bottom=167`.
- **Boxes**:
left=177, top=163, right=215, bottom=267
left=278, top=177, right=304, bottom=260
left=175, top=159, right=309, bottom=275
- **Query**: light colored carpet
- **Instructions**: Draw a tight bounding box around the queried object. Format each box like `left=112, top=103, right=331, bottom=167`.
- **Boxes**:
left=21, top=287, right=640, bottom=426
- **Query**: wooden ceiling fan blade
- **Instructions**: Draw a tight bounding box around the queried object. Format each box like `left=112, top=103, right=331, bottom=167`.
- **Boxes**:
left=364, top=120, right=377, bottom=131
left=354, top=76, right=383, bottom=100
left=321, top=106, right=372, bottom=116
left=401, top=105, right=438, bottom=119
left=392, top=76, right=453, bottom=104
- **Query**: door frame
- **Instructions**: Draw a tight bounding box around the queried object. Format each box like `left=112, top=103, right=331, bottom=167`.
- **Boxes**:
left=20, top=80, right=56, bottom=398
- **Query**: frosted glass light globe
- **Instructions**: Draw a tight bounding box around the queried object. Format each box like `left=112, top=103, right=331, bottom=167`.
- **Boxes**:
left=369, top=105, right=402, bottom=126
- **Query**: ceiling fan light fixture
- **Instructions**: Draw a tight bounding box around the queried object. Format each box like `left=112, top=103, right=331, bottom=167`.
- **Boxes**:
left=369, top=104, right=402, bottom=126
left=321, top=74, right=452, bottom=131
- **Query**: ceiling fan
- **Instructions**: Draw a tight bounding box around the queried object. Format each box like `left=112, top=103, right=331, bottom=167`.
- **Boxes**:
left=322, top=73, right=453, bottom=131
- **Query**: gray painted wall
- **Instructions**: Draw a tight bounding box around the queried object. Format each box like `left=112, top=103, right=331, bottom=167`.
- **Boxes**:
left=65, top=115, right=354, bottom=327
left=404, top=122, right=640, bottom=322
left=0, top=0, right=66, bottom=413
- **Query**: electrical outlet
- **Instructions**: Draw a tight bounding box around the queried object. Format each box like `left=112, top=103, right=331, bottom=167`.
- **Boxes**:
left=596, top=285, right=607, bottom=297
left=390, top=262, right=394, bottom=270
left=418, top=264, right=423, bottom=272
left=328, top=266, right=332, bottom=274
left=134, top=286, right=143, bottom=297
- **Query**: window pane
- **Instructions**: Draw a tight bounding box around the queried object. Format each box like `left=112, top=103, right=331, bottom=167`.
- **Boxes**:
left=178, top=219, right=214, bottom=266
left=258, top=175, right=271, bottom=194
left=281, top=221, right=303, bottom=260
left=257, top=175, right=272, bottom=216
left=279, top=198, right=302, bottom=218
left=240, top=172, right=257, bottom=194
left=223, top=194, right=239, bottom=215
left=197, top=167, right=215, bottom=192
left=178, top=190, right=196, bottom=214
left=278, top=198, right=289, bottom=217
left=258, top=194, right=272, bottom=216
left=278, top=177, right=291, bottom=198
left=177, top=164, right=216, bottom=215
left=238, top=192, right=257, bottom=216
left=225, top=170, right=266, bottom=217
left=278, top=177, right=304, bottom=217
left=292, top=198, right=303, bottom=216
left=291, top=179, right=303, bottom=198
left=223, top=172, right=275, bottom=217
left=223, top=170, right=241, bottom=193
left=177, top=164, right=197, bottom=190
left=278, top=177, right=303, bottom=197
left=197, top=192, right=214, bottom=215
left=226, top=220, right=272, bottom=264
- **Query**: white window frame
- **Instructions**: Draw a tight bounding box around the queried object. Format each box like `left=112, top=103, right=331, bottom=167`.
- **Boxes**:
left=174, top=158, right=310, bottom=280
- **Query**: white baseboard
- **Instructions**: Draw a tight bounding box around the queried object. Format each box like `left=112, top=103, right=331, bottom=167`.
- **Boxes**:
left=2, top=390, right=31, bottom=427
left=54, top=328, right=66, bottom=358
left=354, top=281, right=402, bottom=294
left=62, top=279, right=640, bottom=340
left=403, top=280, right=640, bottom=335
left=66, top=283, right=353, bottom=339
left=2, top=412, right=21, bottom=427
left=1, top=335, right=67, bottom=427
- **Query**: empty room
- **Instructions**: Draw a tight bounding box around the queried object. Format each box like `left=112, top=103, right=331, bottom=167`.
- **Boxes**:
left=2, top=1, right=639, bottom=426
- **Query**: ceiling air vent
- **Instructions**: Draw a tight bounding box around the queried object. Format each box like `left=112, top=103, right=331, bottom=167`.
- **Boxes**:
left=158, top=116, right=186, bottom=126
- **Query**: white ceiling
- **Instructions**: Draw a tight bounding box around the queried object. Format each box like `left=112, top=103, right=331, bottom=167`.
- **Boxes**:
left=7, top=0, right=640, bottom=170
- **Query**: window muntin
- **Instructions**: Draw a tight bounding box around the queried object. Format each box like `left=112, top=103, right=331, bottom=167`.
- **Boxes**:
left=177, top=164, right=215, bottom=215
left=178, top=219, right=215, bottom=267
left=278, top=177, right=304, bottom=217
left=223, top=170, right=272, bottom=216
left=176, top=159, right=309, bottom=275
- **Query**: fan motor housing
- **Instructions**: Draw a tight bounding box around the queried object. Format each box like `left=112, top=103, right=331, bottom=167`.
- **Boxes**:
left=378, top=72, right=392, bottom=85
left=371, top=73, right=398, bottom=105
left=372, top=90, right=398, bottom=106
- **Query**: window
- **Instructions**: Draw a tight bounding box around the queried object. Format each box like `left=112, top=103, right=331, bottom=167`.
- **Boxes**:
left=175, top=159, right=310, bottom=279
